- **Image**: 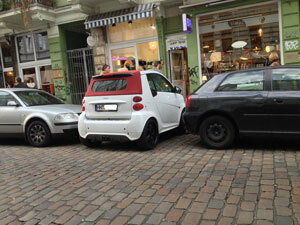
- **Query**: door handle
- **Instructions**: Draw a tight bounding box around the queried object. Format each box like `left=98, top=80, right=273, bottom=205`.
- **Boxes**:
left=273, top=99, right=283, bottom=104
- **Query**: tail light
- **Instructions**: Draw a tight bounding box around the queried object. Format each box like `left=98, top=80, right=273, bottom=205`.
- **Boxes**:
left=81, top=98, right=85, bottom=112
left=133, top=96, right=142, bottom=102
left=186, top=94, right=192, bottom=108
left=133, top=103, right=144, bottom=111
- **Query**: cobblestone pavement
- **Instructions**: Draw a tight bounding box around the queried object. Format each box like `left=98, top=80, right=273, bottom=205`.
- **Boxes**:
left=0, top=134, right=300, bottom=225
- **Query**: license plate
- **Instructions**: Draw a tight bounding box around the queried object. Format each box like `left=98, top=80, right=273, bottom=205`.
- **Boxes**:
left=95, top=104, right=118, bottom=112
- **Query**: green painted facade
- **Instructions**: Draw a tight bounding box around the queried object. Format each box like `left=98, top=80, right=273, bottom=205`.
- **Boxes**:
left=48, top=26, right=71, bottom=103
left=281, top=0, right=300, bottom=65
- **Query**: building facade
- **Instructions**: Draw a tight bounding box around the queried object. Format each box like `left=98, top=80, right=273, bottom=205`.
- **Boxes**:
left=0, top=0, right=299, bottom=102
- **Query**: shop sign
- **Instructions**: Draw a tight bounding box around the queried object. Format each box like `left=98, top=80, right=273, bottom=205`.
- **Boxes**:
left=182, top=14, right=192, bottom=33
left=166, top=36, right=187, bottom=51
left=228, top=19, right=246, bottom=27
left=112, top=56, right=128, bottom=61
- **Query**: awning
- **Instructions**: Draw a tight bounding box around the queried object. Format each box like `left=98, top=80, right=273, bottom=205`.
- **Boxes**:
left=85, top=3, right=154, bottom=29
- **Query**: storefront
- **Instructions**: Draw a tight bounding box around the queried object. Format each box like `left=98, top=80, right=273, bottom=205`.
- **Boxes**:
left=15, top=31, right=54, bottom=94
left=108, top=17, right=159, bottom=72
left=85, top=4, right=159, bottom=73
left=198, top=2, right=280, bottom=81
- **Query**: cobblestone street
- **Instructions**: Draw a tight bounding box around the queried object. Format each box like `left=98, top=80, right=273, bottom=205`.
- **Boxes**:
left=0, top=133, right=300, bottom=225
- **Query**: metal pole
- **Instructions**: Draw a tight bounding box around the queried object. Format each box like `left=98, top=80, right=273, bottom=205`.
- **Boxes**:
left=82, top=49, right=89, bottom=91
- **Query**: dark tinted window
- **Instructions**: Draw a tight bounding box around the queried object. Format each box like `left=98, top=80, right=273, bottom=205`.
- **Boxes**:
left=272, top=68, right=300, bottom=91
left=14, top=91, right=64, bottom=106
left=147, top=73, right=173, bottom=92
left=92, top=79, right=127, bottom=92
left=0, top=92, right=17, bottom=106
left=217, top=70, right=264, bottom=91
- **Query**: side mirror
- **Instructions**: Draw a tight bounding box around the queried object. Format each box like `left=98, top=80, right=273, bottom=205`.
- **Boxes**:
left=174, top=86, right=182, bottom=94
left=151, top=89, right=157, bottom=97
left=7, top=101, right=19, bottom=107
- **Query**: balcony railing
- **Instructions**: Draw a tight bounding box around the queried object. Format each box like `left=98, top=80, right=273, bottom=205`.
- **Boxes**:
left=0, top=0, right=54, bottom=12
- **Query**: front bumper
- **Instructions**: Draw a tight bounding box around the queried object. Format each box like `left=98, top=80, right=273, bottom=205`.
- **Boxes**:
left=78, top=112, right=148, bottom=141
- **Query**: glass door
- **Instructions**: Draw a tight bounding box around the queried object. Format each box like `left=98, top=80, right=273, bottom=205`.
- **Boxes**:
left=39, top=65, right=54, bottom=94
left=22, top=67, right=38, bottom=88
left=111, top=47, right=136, bottom=72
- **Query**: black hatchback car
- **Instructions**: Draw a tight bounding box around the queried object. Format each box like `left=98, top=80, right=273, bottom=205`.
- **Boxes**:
left=184, top=66, right=300, bottom=149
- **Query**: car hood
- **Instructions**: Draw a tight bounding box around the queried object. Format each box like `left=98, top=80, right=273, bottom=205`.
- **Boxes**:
left=28, top=104, right=82, bottom=114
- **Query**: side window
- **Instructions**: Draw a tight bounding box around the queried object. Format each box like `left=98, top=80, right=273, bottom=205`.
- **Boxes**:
left=272, top=68, right=300, bottom=91
left=148, top=73, right=173, bottom=92
left=217, top=70, right=264, bottom=91
left=0, top=92, right=16, bottom=106
left=146, top=75, right=157, bottom=91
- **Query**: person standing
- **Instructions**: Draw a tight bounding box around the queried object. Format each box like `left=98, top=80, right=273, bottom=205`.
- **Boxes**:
left=268, top=51, right=281, bottom=67
left=152, top=60, right=163, bottom=72
left=100, top=64, right=111, bottom=75
left=14, top=77, right=28, bottom=88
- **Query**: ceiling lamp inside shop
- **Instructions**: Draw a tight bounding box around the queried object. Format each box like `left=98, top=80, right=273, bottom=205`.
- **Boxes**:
left=258, top=28, right=263, bottom=37
left=231, top=41, right=247, bottom=49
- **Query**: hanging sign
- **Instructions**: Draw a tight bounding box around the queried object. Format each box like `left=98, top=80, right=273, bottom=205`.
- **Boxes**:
left=182, top=14, right=192, bottom=34
left=166, top=34, right=187, bottom=51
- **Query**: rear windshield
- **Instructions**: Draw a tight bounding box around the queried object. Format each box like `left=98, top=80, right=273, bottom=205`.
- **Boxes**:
left=92, top=79, right=127, bottom=92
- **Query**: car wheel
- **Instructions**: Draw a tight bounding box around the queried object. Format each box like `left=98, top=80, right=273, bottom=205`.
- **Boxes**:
left=199, top=115, right=235, bottom=149
left=80, top=136, right=101, bottom=148
left=137, top=119, right=159, bottom=150
left=26, top=120, right=51, bottom=147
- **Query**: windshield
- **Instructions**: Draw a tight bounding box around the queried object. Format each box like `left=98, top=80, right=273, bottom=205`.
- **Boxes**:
left=14, top=91, right=64, bottom=106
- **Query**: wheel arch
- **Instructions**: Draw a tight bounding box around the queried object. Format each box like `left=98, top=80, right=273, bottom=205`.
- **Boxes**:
left=197, top=110, right=239, bottom=135
left=24, top=116, right=52, bottom=136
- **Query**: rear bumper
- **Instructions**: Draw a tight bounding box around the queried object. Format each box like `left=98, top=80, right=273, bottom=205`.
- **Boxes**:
left=78, top=112, right=148, bottom=141
left=183, top=111, right=200, bottom=134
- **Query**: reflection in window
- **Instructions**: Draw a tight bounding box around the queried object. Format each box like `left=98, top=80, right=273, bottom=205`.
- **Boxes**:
left=218, top=71, right=264, bottom=91
left=17, top=35, right=34, bottom=63
left=34, top=32, right=50, bottom=60
left=1, top=42, right=13, bottom=68
left=272, top=69, right=300, bottom=91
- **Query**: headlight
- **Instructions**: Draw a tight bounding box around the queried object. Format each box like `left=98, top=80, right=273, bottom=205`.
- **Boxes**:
left=54, top=113, right=79, bottom=123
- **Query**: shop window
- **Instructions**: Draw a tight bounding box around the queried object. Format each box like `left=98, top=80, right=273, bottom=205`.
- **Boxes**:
left=33, top=32, right=50, bottom=60
left=272, top=69, right=300, bottom=91
left=23, top=67, right=37, bottom=89
left=137, top=41, right=159, bottom=70
left=111, top=47, right=136, bottom=72
left=1, top=42, right=13, bottom=68
left=109, top=17, right=157, bottom=43
left=17, top=35, right=35, bottom=63
left=199, top=3, right=279, bottom=82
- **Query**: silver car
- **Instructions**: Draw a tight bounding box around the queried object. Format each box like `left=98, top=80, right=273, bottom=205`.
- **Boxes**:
left=0, top=88, right=81, bottom=147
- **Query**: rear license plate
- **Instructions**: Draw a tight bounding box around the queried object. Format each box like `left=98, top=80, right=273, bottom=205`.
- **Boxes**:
left=95, top=104, right=118, bottom=112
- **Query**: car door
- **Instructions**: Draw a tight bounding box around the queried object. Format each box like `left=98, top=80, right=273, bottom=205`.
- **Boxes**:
left=147, top=73, right=181, bottom=126
left=266, top=67, right=300, bottom=133
left=0, top=91, right=23, bottom=134
left=214, top=69, right=270, bottom=133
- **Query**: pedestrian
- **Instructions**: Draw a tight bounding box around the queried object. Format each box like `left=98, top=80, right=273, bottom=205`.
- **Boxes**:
left=152, top=60, right=163, bottom=72
left=100, top=64, right=111, bottom=75
left=119, top=63, right=128, bottom=71
left=268, top=51, right=281, bottom=67
left=14, top=77, right=28, bottom=88
left=25, top=77, right=36, bottom=88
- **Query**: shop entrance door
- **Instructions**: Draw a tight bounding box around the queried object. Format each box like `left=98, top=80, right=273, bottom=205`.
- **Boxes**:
left=169, top=49, right=189, bottom=98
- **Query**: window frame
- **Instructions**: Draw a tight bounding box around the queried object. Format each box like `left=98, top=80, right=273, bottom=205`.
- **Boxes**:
left=0, top=91, right=19, bottom=107
left=215, top=69, right=267, bottom=92
left=271, top=68, right=300, bottom=92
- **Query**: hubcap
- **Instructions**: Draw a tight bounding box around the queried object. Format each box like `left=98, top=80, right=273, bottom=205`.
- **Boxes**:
left=206, top=122, right=226, bottom=142
left=29, top=124, right=46, bottom=144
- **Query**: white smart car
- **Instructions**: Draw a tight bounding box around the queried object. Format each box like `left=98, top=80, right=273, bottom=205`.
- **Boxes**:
left=78, top=70, right=185, bottom=150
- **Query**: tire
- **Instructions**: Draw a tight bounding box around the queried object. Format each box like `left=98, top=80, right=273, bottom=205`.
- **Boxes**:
left=80, top=136, right=101, bottom=148
left=26, top=120, right=51, bottom=147
left=175, top=111, right=186, bottom=135
left=137, top=119, right=159, bottom=150
left=199, top=115, right=235, bottom=149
